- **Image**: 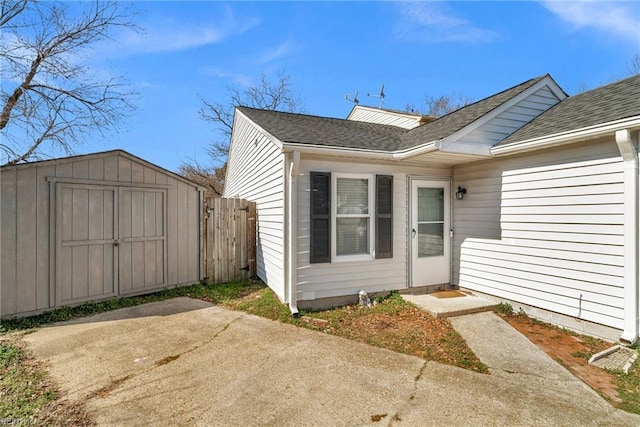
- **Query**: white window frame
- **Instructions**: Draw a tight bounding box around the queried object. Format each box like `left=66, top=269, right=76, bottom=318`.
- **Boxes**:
left=331, top=173, right=375, bottom=263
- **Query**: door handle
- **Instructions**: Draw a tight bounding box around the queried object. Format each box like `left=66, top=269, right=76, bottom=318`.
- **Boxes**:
left=114, top=239, right=120, bottom=247
left=412, top=228, right=416, bottom=238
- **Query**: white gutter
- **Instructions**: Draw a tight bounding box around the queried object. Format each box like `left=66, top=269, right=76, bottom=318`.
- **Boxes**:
left=287, top=151, right=301, bottom=316
left=281, top=141, right=440, bottom=160
left=492, top=117, right=640, bottom=156
left=616, top=129, right=639, bottom=345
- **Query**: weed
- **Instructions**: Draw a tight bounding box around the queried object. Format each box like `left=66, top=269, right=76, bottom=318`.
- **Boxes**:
left=570, top=351, right=592, bottom=360
left=494, top=302, right=513, bottom=316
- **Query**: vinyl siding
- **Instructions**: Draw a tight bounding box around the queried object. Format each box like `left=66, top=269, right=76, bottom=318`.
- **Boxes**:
left=453, top=138, right=624, bottom=329
left=1, top=151, right=201, bottom=318
left=446, top=86, right=562, bottom=154
left=296, top=156, right=450, bottom=301
left=347, top=107, right=424, bottom=129
left=224, top=112, right=286, bottom=300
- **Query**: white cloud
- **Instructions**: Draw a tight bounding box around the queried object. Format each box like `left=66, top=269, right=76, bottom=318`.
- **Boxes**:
left=394, top=2, right=498, bottom=44
left=540, top=0, right=640, bottom=44
left=200, top=67, right=254, bottom=87
left=110, top=9, right=260, bottom=55
left=257, top=40, right=298, bottom=65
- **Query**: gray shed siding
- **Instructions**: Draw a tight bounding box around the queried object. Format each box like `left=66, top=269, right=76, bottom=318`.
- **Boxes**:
left=452, top=138, right=624, bottom=329
left=1, top=150, right=202, bottom=318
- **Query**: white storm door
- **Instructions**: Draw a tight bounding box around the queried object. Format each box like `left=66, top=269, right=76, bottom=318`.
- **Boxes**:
left=410, top=179, right=450, bottom=287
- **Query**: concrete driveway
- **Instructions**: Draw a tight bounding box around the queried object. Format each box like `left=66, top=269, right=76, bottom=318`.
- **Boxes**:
left=23, top=297, right=640, bottom=426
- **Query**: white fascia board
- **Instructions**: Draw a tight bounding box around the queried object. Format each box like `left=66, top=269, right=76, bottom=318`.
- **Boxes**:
left=281, top=142, right=395, bottom=160
left=392, top=141, right=438, bottom=159
left=437, top=76, right=566, bottom=153
left=435, top=140, right=492, bottom=156
left=282, top=140, right=441, bottom=161
left=491, top=116, right=640, bottom=156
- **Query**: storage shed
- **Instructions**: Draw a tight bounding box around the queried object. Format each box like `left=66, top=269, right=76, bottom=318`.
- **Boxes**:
left=1, top=150, right=204, bottom=318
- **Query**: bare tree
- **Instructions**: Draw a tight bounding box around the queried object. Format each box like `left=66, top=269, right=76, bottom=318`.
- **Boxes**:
left=628, top=52, right=640, bottom=76
left=198, top=70, right=302, bottom=161
left=180, top=70, right=303, bottom=196
left=177, top=160, right=225, bottom=200
left=406, top=92, right=473, bottom=117
left=0, top=1, right=137, bottom=166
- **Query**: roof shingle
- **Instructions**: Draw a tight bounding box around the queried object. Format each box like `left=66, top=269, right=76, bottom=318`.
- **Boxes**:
left=497, top=74, right=640, bottom=147
left=237, top=107, right=407, bottom=151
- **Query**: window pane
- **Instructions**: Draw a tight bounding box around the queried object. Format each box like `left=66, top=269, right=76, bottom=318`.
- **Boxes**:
left=418, top=223, right=443, bottom=257
left=337, top=178, right=368, bottom=215
left=418, top=188, right=444, bottom=222
left=336, top=218, right=369, bottom=255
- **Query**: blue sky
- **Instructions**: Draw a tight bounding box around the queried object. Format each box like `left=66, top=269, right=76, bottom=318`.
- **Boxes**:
left=59, top=1, right=640, bottom=171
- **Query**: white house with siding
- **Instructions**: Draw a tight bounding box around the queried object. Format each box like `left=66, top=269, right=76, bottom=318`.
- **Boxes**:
left=224, top=74, right=640, bottom=342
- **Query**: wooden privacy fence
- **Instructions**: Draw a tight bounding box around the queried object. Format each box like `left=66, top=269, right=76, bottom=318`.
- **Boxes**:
left=204, top=198, right=256, bottom=284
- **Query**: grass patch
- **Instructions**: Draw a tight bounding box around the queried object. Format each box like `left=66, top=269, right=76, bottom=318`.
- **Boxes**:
left=617, top=356, right=640, bottom=414
left=0, top=280, right=263, bottom=335
left=0, top=338, right=56, bottom=420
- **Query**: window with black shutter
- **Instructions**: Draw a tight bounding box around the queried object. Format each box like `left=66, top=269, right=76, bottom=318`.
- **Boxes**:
left=310, top=172, right=331, bottom=263
left=375, top=175, right=393, bottom=259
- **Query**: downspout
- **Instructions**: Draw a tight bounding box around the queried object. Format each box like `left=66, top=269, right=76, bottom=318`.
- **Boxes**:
left=616, top=129, right=639, bottom=345
left=287, top=151, right=301, bottom=316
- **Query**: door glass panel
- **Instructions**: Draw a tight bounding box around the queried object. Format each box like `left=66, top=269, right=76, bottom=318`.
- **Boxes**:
left=418, top=223, right=443, bottom=257
left=417, top=187, right=445, bottom=258
left=418, top=188, right=444, bottom=221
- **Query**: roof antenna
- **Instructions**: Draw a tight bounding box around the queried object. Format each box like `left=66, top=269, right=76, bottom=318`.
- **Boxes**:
left=345, top=90, right=359, bottom=104
left=367, top=83, right=385, bottom=108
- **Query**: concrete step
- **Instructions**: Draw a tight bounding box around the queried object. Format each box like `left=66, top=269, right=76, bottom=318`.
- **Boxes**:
left=402, top=290, right=498, bottom=318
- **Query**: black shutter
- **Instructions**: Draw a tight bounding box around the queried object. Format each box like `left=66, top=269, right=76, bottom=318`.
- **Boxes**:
left=376, top=175, right=393, bottom=259
left=310, top=172, right=331, bottom=263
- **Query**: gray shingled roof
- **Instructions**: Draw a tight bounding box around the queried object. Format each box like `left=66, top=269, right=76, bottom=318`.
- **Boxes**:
left=237, top=74, right=639, bottom=154
left=497, top=74, right=640, bottom=147
left=239, top=76, right=551, bottom=153
left=398, top=75, right=550, bottom=149
left=237, top=107, right=407, bottom=151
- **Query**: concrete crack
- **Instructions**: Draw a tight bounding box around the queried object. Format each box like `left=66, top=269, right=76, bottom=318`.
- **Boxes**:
left=387, top=360, right=428, bottom=426
left=89, top=315, right=244, bottom=399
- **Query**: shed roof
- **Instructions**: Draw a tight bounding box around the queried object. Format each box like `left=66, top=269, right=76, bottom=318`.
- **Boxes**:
left=497, top=74, right=640, bottom=147
left=0, top=149, right=203, bottom=189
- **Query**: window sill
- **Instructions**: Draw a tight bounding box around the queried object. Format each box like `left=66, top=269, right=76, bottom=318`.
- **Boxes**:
left=332, top=253, right=375, bottom=263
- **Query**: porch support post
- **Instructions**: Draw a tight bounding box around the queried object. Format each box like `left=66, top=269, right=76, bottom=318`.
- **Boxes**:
left=616, top=129, right=639, bottom=345
left=286, top=151, right=300, bottom=315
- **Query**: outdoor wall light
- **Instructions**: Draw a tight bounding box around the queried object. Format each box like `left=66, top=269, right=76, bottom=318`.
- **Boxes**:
left=455, top=186, right=467, bottom=200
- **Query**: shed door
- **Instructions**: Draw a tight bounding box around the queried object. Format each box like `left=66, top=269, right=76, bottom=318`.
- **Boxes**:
left=118, top=188, right=167, bottom=294
left=56, top=184, right=118, bottom=306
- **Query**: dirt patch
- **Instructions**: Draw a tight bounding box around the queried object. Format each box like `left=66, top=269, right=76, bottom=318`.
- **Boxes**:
left=323, top=302, right=487, bottom=372
left=501, top=313, right=620, bottom=402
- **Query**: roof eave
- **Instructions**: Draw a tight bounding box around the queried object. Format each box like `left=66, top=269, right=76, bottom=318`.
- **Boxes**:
left=491, top=116, right=640, bottom=156
left=281, top=142, right=395, bottom=160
